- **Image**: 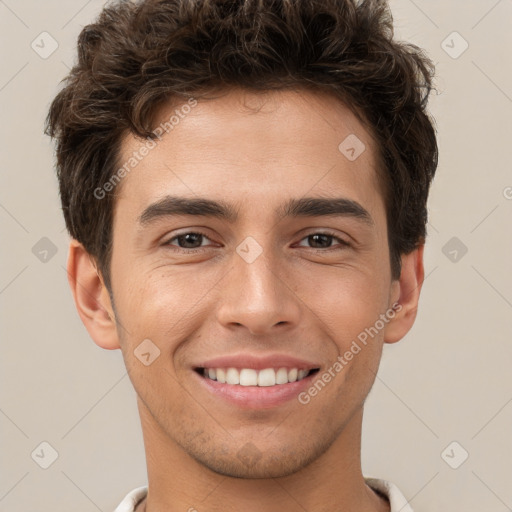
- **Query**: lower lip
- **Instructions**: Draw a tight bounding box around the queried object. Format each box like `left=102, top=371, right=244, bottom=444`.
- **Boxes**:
left=194, top=370, right=318, bottom=409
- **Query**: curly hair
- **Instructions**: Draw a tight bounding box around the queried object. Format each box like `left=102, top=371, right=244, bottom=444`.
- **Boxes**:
left=45, top=0, right=438, bottom=291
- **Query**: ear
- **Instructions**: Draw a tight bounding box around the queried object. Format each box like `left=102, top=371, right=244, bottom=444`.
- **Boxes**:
left=383, top=244, right=425, bottom=344
left=66, top=239, right=120, bottom=350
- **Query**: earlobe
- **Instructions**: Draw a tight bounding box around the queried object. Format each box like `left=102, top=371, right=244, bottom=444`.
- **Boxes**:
left=67, top=239, right=120, bottom=350
left=383, top=244, right=425, bottom=344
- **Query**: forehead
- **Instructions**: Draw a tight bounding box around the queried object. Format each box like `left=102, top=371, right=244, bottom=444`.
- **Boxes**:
left=115, top=88, right=384, bottom=221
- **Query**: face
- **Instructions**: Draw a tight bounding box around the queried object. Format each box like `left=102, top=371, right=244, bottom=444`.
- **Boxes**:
left=106, top=88, right=400, bottom=478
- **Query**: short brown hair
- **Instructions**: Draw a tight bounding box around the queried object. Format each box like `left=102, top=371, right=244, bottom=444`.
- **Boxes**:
left=45, top=0, right=438, bottom=290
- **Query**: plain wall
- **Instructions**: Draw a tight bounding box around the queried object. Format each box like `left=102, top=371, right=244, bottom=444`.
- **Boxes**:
left=1, top=0, right=511, bottom=510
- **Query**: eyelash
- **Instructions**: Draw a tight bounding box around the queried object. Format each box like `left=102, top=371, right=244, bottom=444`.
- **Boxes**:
left=162, top=230, right=350, bottom=253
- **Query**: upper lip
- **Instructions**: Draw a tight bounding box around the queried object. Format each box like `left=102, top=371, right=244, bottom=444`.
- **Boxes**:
left=194, top=353, right=321, bottom=371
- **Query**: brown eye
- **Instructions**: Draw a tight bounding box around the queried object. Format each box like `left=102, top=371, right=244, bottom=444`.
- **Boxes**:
left=307, top=234, right=334, bottom=248
left=164, top=231, right=211, bottom=249
left=297, top=232, right=349, bottom=250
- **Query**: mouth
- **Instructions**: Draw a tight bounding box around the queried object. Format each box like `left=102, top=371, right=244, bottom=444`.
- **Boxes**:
left=194, top=366, right=320, bottom=387
left=193, top=365, right=321, bottom=409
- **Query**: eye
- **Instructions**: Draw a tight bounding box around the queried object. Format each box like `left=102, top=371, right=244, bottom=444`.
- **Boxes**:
left=163, top=231, right=213, bottom=250
left=161, top=230, right=349, bottom=253
left=296, top=232, right=350, bottom=250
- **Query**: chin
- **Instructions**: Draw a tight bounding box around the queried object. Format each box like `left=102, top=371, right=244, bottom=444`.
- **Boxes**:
left=186, top=437, right=332, bottom=479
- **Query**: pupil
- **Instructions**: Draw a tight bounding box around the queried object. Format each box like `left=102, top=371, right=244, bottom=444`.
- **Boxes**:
left=310, top=234, right=331, bottom=248
left=179, top=233, right=202, bottom=248
left=176, top=233, right=333, bottom=249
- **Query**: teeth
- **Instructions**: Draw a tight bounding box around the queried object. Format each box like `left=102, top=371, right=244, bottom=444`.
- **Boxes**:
left=216, top=368, right=226, bottom=383
left=275, top=367, right=288, bottom=385
left=240, top=369, right=258, bottom=386
left=226, top=367, right=240, bottom=385
left=258, top=368, right=276, bottom=387
left=201, top=367, right=313, bottom=386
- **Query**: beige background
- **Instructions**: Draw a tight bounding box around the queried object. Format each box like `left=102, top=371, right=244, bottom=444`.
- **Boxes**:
left=1, top=0, right=511, bottom=510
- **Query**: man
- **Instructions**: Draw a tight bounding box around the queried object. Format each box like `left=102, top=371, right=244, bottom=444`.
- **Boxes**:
left=45, top=0, right=438, bottom=510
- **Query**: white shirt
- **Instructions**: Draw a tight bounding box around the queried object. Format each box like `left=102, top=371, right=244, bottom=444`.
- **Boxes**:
left=113, top=477, right=414, bottom=511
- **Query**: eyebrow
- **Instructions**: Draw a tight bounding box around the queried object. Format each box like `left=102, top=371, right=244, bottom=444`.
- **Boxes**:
left=138, top=195, right=374, bottom=226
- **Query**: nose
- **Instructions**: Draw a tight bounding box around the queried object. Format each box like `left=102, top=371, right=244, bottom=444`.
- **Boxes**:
left=216, top=245, right=302, bottom=336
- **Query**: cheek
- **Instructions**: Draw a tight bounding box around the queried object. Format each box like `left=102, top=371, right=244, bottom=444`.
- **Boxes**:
left=113, top=238, right=390, bottom=357
left=296, top=265, right=390, bottom=393
left=114, top=264, right=221, bottom=353
left=297, top=265, right=388, bottom=337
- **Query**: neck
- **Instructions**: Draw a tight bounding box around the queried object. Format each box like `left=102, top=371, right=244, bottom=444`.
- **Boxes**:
left=136, top=397, right=389, bottom=512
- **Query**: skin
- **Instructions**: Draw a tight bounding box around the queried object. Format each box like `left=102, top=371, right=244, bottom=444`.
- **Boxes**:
left=68, top=88, right=424, bottom=512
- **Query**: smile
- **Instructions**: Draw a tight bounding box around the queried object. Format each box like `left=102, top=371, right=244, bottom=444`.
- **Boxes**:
left=196, top=367, right=319, bottom=387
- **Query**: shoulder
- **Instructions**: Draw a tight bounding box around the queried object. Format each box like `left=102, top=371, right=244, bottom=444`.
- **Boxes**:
left=365, top=477, right=414, bottom=512
left=113, top=486, right=148, bottom=512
